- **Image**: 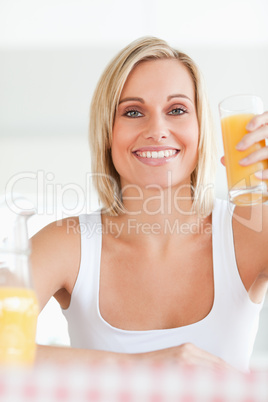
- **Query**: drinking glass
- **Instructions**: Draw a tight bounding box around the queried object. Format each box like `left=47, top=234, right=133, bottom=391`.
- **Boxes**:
left=219, top=94, right=268, bottom=205
left=0, top=195, right=39, bottom=366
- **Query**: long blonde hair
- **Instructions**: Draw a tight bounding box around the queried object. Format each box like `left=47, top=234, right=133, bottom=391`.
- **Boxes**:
left=89, top=36, right=217, bottom=216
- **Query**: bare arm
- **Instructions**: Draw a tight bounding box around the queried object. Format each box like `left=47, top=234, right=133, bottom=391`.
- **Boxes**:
left=36, top=344, right=231, bottom=370
left=232, top=202, right=268, bottom=303
left=222, top=111, right=268, bottom=301
left=30, top=216, right=80, bottom=311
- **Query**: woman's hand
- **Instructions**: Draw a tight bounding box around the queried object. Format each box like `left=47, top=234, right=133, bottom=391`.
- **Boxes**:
left=235, top=111, right=268, bottom=179
left=140, top=343, right=232, bottom=370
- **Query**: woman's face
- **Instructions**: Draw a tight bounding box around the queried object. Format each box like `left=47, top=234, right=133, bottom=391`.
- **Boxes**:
left=111, top=58, right=199, bottom=191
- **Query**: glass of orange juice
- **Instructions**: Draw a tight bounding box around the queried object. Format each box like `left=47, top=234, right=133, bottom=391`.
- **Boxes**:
left=0, top=195, right=39, bottom=366
left=219, top=94, right=268, bottom=205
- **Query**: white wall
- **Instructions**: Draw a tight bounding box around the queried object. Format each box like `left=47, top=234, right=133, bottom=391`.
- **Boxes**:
left=1, top=0, right=268, bottom=48
left=1, top=0, right=268, bottom=368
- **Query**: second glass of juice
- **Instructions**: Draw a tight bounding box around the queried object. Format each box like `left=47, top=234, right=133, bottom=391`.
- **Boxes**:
left=219, top=95, right=268, bottom=205
left=0, top=197, right=39, bottom=366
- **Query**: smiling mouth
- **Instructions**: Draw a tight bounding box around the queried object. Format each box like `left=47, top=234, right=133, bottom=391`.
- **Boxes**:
left=134, top=149, right=179, bottom=159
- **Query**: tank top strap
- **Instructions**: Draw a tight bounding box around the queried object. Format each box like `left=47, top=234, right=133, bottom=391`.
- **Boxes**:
left=69, top=211, right=102, bottom=310
left=212, top=198, right=262, bottom=306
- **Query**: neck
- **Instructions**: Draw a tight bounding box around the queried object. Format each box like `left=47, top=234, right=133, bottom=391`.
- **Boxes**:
left=122, top=181, right=194, bottom=222
left=102, top=181, right=212, bottom=244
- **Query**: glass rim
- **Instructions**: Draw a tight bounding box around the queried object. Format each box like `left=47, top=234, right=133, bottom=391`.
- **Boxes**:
left=219, top=94, right=263, bottom=114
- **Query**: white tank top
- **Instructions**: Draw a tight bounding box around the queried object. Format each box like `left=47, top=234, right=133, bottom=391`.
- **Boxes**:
left=62, top=198, right=263, bottom=371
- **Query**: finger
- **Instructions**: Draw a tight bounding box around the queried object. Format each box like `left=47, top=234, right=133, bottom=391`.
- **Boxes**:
left=246, top=111, right=268, bottom=131
left=220, top=156, right=225, bottom=166
left=178, top=343, right=232, bottom=370
left=255, top=170, right=268, bottom=180
left=239, top=146, right=268, bottom=166
left=188, top=352, right=232, bottom=371
left=192, top=346, right=232, bottom=370
left=197, top=355, right=234, bottom=371
left=236, top=125, right=268, bottom=151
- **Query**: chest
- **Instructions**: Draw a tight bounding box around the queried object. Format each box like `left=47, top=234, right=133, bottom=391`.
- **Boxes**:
left=99, top=235, right=214, bottom=331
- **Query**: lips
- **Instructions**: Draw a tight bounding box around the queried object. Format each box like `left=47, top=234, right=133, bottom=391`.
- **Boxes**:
left=132, top=147, right=180, bottom=165
left=135, top=149, right=177, bottom=159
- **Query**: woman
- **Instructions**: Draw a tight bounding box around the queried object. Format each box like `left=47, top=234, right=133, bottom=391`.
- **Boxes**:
left=33, top=37, right=268, bottom=371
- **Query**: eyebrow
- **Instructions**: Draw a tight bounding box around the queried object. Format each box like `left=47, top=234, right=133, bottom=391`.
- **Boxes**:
left=167, top=94, right=193, bottom=103
left=118, top=94, right=193, bottom=105
left=118, top=97, right=144, bottom=105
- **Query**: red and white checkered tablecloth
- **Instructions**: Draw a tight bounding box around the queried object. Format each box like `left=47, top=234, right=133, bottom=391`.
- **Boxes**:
left=0, top=361, right=267, bottom=402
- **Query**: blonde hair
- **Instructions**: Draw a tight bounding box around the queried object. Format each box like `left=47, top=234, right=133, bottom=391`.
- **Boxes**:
left=89, top=36, right=217, bottom=216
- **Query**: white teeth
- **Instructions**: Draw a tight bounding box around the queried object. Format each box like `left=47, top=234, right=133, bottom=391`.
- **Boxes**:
left=136, top=149, right=177, bottom=159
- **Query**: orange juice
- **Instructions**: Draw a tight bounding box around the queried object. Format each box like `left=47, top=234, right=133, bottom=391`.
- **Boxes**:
left=221, top=113, right=268, bottom=205
left=0, top=287, right=39, bottom=366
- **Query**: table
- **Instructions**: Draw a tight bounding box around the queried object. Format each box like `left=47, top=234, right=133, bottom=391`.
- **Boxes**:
left=0, top=361, right=267, bottom=402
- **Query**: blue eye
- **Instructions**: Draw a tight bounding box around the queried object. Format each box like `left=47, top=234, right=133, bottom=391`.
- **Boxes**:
left=168, top=108, right=186, bottom=115
left=125, top=110, right=143, bottom=118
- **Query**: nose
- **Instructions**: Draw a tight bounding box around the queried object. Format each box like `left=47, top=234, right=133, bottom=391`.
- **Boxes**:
left=143, top=113, right=169, bottom=141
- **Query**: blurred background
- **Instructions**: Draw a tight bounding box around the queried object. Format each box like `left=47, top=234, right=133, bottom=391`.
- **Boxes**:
left=0, top=0, right=267, bottom=368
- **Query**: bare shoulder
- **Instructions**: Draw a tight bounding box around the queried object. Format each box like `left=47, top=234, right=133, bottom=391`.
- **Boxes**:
left=31, top=216, right=80, bottom=250
left=31, top=216, right=81, bottom=310
left=232, top=203, right=268, bottom=277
